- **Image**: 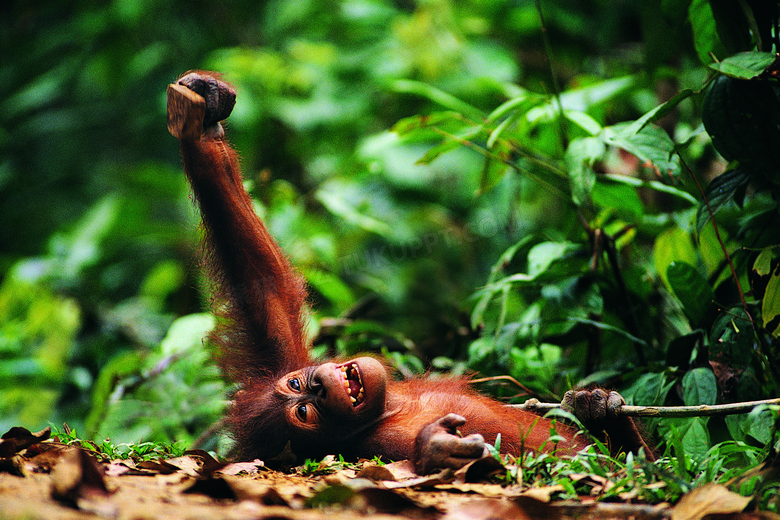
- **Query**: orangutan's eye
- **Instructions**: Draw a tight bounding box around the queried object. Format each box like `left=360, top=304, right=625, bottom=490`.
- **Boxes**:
left=296, top=404, right=307, bottom=422
left=289, top=378, right=301, bottom=392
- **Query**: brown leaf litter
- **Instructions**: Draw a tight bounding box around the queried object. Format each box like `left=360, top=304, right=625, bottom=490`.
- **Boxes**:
left=0, top=426, right=778, bottom=520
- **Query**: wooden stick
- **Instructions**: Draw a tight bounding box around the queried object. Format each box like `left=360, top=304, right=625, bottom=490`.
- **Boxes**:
left=167, top=83, right=205, bottom=140
left=512, top=397, right=780, bottom=417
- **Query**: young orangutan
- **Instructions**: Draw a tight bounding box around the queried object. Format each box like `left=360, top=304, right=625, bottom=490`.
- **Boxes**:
left=167, top=71, right=653, bottom=474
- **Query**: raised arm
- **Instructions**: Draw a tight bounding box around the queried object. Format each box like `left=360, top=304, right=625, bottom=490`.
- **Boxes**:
left=165, top=71, right=655, bottom=469
left=167, top=71, right=310, bottom=379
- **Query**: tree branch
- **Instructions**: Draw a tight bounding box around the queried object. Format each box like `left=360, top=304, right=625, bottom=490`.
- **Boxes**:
left=512, top=397, right=780, bottom=417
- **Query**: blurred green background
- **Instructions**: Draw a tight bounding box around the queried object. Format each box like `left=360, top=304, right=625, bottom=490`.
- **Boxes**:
left=8, top=0, right=770, bottom=457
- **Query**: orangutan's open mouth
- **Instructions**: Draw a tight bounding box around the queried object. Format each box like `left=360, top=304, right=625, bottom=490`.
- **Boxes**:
left=339, top=363, right=364, bottom=406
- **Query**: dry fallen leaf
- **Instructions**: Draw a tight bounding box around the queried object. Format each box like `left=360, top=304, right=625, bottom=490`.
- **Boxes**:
left=50, top=448, right=111, bottom=501
left=384, top=467, right=456, bottom=489
left=520, top=484, right=566, bottom=502
left=219, top=475, right=290, bottom=505
left=453, top=455, right=505, bottom=483
left=355, top=464, right=397, bottom=482
left=381, top=460, right=418, bottom=480
left=163, top=455, right=205, bottom=476
left=670, top=483, right=751, bottom=520
left=21, top=445, right=68, bottom=476
left=50, top=447, right=117, bottom=517
left=217, top=459, right=265, bottom=476
left=442, top=498, right=535, bottom=520
left=136, top=458, right=181, bottom=474
left=104, top=459, right=159, bottom=477
left=0, top=427, right=51, bottom=459
left=183, top=449, right=225, bottom=475
left=436, top=482, right=514, bottom=497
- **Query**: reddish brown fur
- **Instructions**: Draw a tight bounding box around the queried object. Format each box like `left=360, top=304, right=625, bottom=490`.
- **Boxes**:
left=363, top=379, right=586, bottom=462
left=172, top=71, right=646, bottom=468
left=180, top=138, right=310, bottom=378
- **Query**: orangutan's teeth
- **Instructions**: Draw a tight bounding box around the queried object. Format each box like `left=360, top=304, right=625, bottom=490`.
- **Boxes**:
left=350, top=396, right=357, bottom=403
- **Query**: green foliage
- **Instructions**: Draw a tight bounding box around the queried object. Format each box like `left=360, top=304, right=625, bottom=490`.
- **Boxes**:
left=299, top=454, right=364, bottom=477
left=91, top=313, right=228, bottom=450
left=0, top=272, right=80, bottom=433
left=702, top=73, right=780, bottom=176
left=51, top=425, right=189, bottom=462
left=3, top=0, right=780, bottom=486
left=667, top=262, right=715, bottom=328
left=708, top=52, right=777, bottom=79
left=491, top=417, right=779, bottom=508
left=385, top=0, right=780, bottom=465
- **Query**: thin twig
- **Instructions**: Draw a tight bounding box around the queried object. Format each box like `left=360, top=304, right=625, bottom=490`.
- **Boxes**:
left=512, top=397, right=780, bottom=417
left=534, top=0, right=567, bottom=148
left=425, top=125, right=571, bottom=201
left=469, top=375, right=539, bottom=400
left=679, top=154, right=756, bottom=331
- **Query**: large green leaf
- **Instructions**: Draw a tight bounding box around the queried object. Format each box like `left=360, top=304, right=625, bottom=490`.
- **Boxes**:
left=392, top=111, right=473, bottom=138
left=390, top=81, right=485, bottom=121
left=709, top=1, right=753, bottom=55
left=682, top=367, right=717, bottom=406
left=725, top=406, right=776, bottom=444
left=485, top=236, right=535, bottom=285
left=753, top=247, right=774, bottom=277
left=696, top=169, right=751, bottom=234
left=625, top=89, right=695, bottom=135
left=680, top=417, right=711, bottom=459
left=709, top=52, right=778, bottom=79
left=761, top=269, right=780, bottom=335
left=667, top=261, right=715, bottom=327
left=315, top=190, right=392, bottom=237
left=602, top=123, right=680, bottom=178
left=565, top=136, right=604, bottom=206
left=659, top=417, right=711, bottom=460
left=600, top=174, right=697, bottom=206
left=471, top=279, right=514, bottom=330
left=557, top=76, right=636, bottom=112
left=591, top=181, right=644, bottom=220
left=527, top=242, right=580, bottom=278
left=627, top=372, right=673, bottom=406
left=688, top=0, right=728, bottom=64
left=55, top=196, right=121, bottom=280
left=653, top=227, right=697, bottom=288
left=565, top=111, right=603, bottom=136
left=524, top=76, right=636, bottom=125
left=159, top=314, right=216, bottom=356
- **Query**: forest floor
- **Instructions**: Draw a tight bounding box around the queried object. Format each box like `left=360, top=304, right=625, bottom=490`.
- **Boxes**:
left=0, top=456, right=665, bottom=520
left=0, top=427, right=775, bottom=520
